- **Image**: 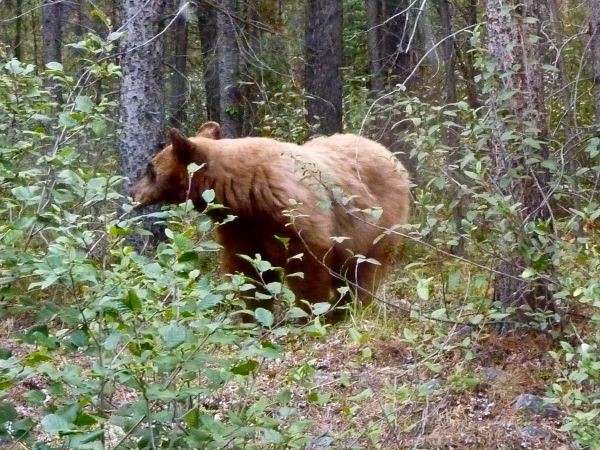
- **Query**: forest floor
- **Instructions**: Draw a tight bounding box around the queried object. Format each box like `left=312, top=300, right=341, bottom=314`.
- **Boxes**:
left=1, top=307, right=575, bottom=450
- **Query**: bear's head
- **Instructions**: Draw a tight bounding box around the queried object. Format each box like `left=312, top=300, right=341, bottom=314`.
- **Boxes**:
left=131, top=121, right=221, bottom=206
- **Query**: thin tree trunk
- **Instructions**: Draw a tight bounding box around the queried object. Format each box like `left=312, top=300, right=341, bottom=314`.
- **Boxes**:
left=119, top=0, right=166, bottom=196
left=42, top=0, right=63, bottom=101
left=198, top=3, right=220, bottom=122
left=14, top=0, right=22, bottom=61
left=590, top=0, right=600, bottom=126
left=455, top=0, right=479, bottom=108
left=169, top=8, right=188, bottom=128
left=439, top=0, right=465, bottom=255
left=42, top=0, right=62, bottom=64
left=485, top=0, right=552, bottom=311
left=32, top=9, right=39, bottom=71
left=217, top=0, right=242, bottom=138
left=549, top=0, right=580, bottom=214
left=381, top=0, right=412, bottom=86
left=365, top=0, right=384, bottom=93
left=305, top=0, right=343, bottom=136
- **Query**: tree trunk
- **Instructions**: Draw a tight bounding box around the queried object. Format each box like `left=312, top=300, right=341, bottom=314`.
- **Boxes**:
left=217, top=0, right=243, bottom=138
left=240, top=2, right=263, bottom=135
left=381, top=0, right=412, bottom=86
left=363, top=0, right=416, bottom=176
left=438, top=0, right=464, bottom=255
left=168, top=7, right=188, bottom=128
left=119, top=0, right=167, bottom=196
left=32, top=8, right=39, bottom=71
left=365, top=0, right=384, bottom=93
left=305, top=0, right=343, bottom=136
left=198, top=3, right=220, bottom=122
left=485, top=0, right=552, bottom=311
left=14, top=0, right=23, bottom=61
left=41, top=0, right=63, bottom=101
left=590, top=0, right=600, bottom=126
left=455, top=0, right=479, bottom=108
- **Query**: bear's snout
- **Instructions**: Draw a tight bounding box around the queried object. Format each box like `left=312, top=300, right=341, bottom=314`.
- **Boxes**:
left=130, top=179, right=149, bottom=206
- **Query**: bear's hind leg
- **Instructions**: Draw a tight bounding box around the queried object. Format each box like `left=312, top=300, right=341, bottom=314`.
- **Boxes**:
left=218, top=221, right=280, bottom=319
left=285, top=240, right=336, bottom=317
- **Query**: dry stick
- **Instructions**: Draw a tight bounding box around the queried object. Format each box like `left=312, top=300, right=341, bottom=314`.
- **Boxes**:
left=198, top=0, right=278, bottom=35
left=357, top=0, right=421, bottom=39
left=118, top=2, right=190, bottom=56
left=405, top=0, right=427, bottom=53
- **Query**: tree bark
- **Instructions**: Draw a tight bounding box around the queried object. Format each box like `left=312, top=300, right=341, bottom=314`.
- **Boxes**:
left=381, top=0, right=412, bottom=86
left=168, top=7, right=189, bottom=128
left=119, top=0, right=167, bottom=195
left=590, top=0, right=600, bottom=126
left=485, top=0, right=552, bottom=311
left=14, top=0, right=23, bottom=61
left=363, top=0, right=416, bottom=176
left=438, top=0, right=465, bottom=255
left=305, top=0, right=343, bottom=136
left=216, top=0, right=243, bottom=138
left=41, top=0, right=63, bottom=101
left=365, top=0, right=384, bottom=93
left=198, top=3, right=220, bottom=122
left=41, top=0, right=62, bottom=64
left=454, top=0, right=479, bottom=108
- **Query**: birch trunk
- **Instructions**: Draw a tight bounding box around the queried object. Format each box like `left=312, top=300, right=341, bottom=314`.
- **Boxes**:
left=118, top=0, right=167, bottom=195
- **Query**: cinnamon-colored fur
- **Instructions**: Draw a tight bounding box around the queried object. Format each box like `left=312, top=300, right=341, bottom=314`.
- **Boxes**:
left=132, top=122, right=410, bottom=313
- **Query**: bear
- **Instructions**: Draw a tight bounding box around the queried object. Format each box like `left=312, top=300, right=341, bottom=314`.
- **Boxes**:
left=132, top=122, right=410, bottom=317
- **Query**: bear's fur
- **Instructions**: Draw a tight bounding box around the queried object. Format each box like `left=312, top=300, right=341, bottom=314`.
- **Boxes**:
left=132, top=122, right=410, bottom=313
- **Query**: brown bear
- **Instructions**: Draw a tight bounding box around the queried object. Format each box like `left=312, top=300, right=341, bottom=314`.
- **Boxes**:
left=132, top=122, right=410, bottom=316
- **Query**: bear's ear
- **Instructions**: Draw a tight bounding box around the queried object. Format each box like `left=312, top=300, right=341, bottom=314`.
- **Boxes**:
left=170, top=128, right=197, bottom=165
left=197, top=121, right=221, bottom=140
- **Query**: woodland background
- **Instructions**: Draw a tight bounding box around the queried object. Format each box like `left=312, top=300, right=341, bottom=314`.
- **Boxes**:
left=1, top=0, right=600, bottom=448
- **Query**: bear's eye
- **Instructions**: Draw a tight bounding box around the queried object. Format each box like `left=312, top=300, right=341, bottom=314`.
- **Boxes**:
left=145, top=163, right=156, bottom=181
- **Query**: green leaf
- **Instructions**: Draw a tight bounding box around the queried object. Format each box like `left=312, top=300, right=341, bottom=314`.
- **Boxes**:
left=231, top=359, right=258, bottom=376
left=59, top=112, right=80, bottom=128
left=523, top=137, right=542, bottom=149
left=202, top=189, right=215, bottom=203
left=123, top=290, right=142, bottom=312
left=75, top=96, right=93, bottom=113
left=45, top=62, right=63, bottom=71
left=287, top=307, right=308, bottom=319
left=199, top=294, right=222, bottom=310
left=255, top=308, right=274, bottom=327
left=416, top=278, right=431, bottom=301
left=500, top=130, right=516, bottom=141
left=521, top=268, right=536, bottom=279
left=277, top=389, right=292, bottom=406
left=23, top=390, right=46, bottom=406
left=311, top=302, right=330, bottom=316
left=262, top=428, right=284, bottom=443
left=103, top=331, right=121, bottom=350
left=91, top=118, right=107, bottom=137
left=307, top=391, right=331, bottom=404
left=41, top=414, right=74, bottom=435
left=160, top=324, right=187, bottom=349
left=431, top=308, right=447, bottom=320
left=0, top=402, right=18, bottom=423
